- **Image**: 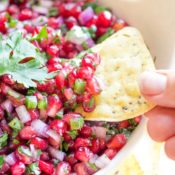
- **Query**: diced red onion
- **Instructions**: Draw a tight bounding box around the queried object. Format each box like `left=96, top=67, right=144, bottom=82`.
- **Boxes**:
left=30, top=144, right=39, bottom=161
left=95, top=154, right=110, bottom=169
left=47, top=129, right=61, bottom=142
left=92, top=126, right=107, bottom=139
left=32, top=6, right=48, bottom=15
left=31, top=119, right=49, bottom=137
left=16, top=105, right=31, bottom=123
left=39, top=0, right=53, bottom=8
left=86, top=38, right=95, bottom=48
left=40, top=109, right=48, bottom=120
left=78, top=7, right=94, bottom=25
left=57, top=16, right=64, bottom=27
left=1, top=99, right=13, bottom=113
left=5, top=152, right=17, bottom=166
left=48, top=146, right=65, bottom=161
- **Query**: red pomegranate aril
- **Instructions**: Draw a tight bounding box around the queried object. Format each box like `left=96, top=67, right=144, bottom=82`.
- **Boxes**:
left=75, top=147, right=93, bottom=162
left=80, top=125, right=92, bottom=138
left=50, top=119, right=68, bottom=135
left=68, top=69, right=77, bottom=87
left=19, top=126, right=36, bottom=140
left=47, top=45, right=60, bottom=57
left=77, top=66, right=94, bottom=80
left=18, top=9, right=33, bottom=21
left=74, top=138, right=91, bottom=150
left=74, top=163, right=89, bottom=175
left=96, top=27, right=107, bottom=37
left=40, top=152, right=50, bottom=161
left=56, top=161, right=71, bottom=175
left=97, top=11, right=112, bottom=27
left=11, top=162, right=25, bottom=175
left=65, top=17, right=77, bottom=29
left=90, top=138, right=100, bottom=154
left=134, top=116, right=142, bottom=123
left=118, top=120, right=130, bottom=129
left=0, top=162, right=10, bottom=173
left=107, top=134, right=127, bottom=149
left=82, top=96, right=96, bottom=112
left=65, top=153, right=78, bottom=166
left=47, top=129, right=61, bottom=148
left=2, top=74, right=15, bottom=85
left=104, top=148, right=118, bottom=160
left=28, top=109, right=39, bottom=120
left=48, top=17, right=59, bottom=29
left=47, top=62, right=63, bottom=73
left=99, top=138, right=106, bottom=150
left=64, top=88, right=74, bottom=100
left=63, top=132, right=72, bottom=142
left=55, top=71, right=67, bottom=90
left=86, top=77, right=101, bottom=95
left=30, top=137, right=48, bottom=151
left=0, top=14, right=7, bottom=34
left=39, top=160, right=54, bottom=174
left=47, top=95, right=62, bottom=117
left=48, top=57, right=61, bottom=65
left=7, top=5, right=19, bottom=15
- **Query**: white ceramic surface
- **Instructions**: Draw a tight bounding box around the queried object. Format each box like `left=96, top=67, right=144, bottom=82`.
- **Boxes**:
left=95, top=0, right=175, bottom=174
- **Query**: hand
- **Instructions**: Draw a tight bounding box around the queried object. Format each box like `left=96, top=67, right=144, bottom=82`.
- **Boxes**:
left=139, top=70, right=175, bottom=160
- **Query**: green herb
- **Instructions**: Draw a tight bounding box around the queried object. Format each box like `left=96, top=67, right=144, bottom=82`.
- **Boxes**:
left=31, top=25, right=48, bottom=42
left=97, top=28, right=115, bottom=43
left=26, top=162, right=41, bottom=175
left=18, top=146, right=32, bottom=157
left=13, top=139, right=20, bottom=145
left=70, top=117, right=84, bottom=130
left=6, top=13, right=17, bottom=28
left=63, top=142, right=69, bottom=152
left=12, top=130, right=19, bottom=138
left=38, top=96, right=47, bottom=110
left=0, top=132, right=8, bottom=149
left=82, top=41, right=89, bottom=50
left=27, top=88, right=36, bottom=95
left=73, top=79, right=86, bottom=94
left=55, top=109, right=63, bottom=119
left=53, top=159, right=60, bottom=166
left=25, top=96, right=38, bottom=109
left=95, top=6, right=109, bottom=14
left=48, top=7, right=59, bottom=17
left=37, top=149, right=42, bottom=156
left=82, top=2, right=98, bottom=10
left=67, top=130, right=78, bottom=139
left=0, top=32, right=52, bottom=88
left=0, top=156, right=4, bottom=169
left=88, top=162, right=98, bottom=171
left=9, top=117, right=23, bottom=131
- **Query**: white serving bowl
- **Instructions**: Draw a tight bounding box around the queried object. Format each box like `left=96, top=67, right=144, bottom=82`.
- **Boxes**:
left=95, top=0, right=175, bottom=174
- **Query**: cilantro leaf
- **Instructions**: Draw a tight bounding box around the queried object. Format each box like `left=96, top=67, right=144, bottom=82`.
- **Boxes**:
left=26, top=162, right=41, bottom=175
left=31, top=25, right=48, bottom=42
left=0, top=156, right=4, bottom=169
left=0, top=32, right=52, bottom=88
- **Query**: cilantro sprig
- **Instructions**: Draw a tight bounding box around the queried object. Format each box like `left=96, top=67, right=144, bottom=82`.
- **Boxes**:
left=0, top=32, right=52, bottom=88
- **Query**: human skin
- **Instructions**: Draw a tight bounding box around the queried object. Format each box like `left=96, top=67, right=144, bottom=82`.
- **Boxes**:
left=139, top=70, right=175, bottom=160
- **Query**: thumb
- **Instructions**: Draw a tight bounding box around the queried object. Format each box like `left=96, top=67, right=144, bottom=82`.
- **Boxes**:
left=139, top=70, right=175, bottom=108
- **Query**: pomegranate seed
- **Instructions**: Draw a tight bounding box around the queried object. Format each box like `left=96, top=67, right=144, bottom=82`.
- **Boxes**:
left=99, top=138, right=106, bottom=150
left=68, top=69, right=77, bottom=87
left=97, top=11, right=112, bottom=27
left=18, top=9, right=33, bottom=21
left=63, top=88, right=74, bottom=100
left=7, top=5, right=19, bottom=15
left=75, top=147, right=93, bottom=162
left=47, top=63, right=63, bottom=73
left=90, top=138, right=100, bottom=154
left=55, top=71, right=67, bottom=90
left=47, top=95, right=62, bottom=117
left=74, top=163, right=88, bottom=175
left=50, top=119, right=68, bottom=135
left=118, top=120, right=129, bottom=129
left=74, top=138, right=91, bottom=150
left=96, top=27, right=107, bottom=37
left=82, top=95, right=96, bottom=112
left=19, top=126, right=36, bottom=140
left=134, top=116, right=142, bottom=123
left=47, top=57, right=61, bottom=65
left=47, top=45, right=60, bottom=57
left=65, top=17, right=77, bottom=29
left=2, top=74, right=15, bottom=85
left=30, top=137, right=48, bottom=150
left=77, top=66, right=94, bottom=80
left=0, top=14, right=7, bottom=34
left=48, top=17, right=60, bottom=29
left=39, top=160, right=54, bottom=174
left=40, top=152, right=50, bottom=161
left=28, top=109, right=39, bottom=120
left=86, top=77, right=101, bottom=95
left=107, top=134, right=127, bottom=149
left=80, top=126, right=92, bottom=138
left=11, top=162, right=25, bottom=175
left=56, top=161, right=71, bottom=175
left=65, top=153, right=78, bottom=166
left=104, top=148, right=118, bottom=159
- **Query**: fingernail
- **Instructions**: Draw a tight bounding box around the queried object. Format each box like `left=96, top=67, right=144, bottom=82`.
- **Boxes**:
left=139, top=71, right=167, bottom=96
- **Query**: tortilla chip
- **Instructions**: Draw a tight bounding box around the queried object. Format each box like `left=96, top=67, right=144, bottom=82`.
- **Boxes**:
left=76, top=27, right=155, bottom=121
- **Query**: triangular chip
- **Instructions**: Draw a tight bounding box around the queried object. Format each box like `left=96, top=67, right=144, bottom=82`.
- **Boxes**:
left=76, top=27, right=155, bottom=121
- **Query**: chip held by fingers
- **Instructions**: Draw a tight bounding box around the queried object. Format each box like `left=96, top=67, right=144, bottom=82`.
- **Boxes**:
left=76, top=27, right=156, bottom=122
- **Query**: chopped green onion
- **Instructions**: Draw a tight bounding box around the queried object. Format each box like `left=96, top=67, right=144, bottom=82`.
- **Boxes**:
left=18, top=146, right=32, bottom=157
left=67, top=130, right=78, bottom=139
left=25, top=96, right=38, bottom=109
left=13, top=139, right=20, bottom=145
left=26, top=162, right=41, bottom=175
left=73, top=79, right=86, bottom=94
left=27, top=88, right=36, bottom=95
left=48, top=7, right=59, bottom=17
left=70, top=117, right=84, bottom=130
left=0, top=132, right=8, bottom=149
left=63, top=142, right=69, bottom=152
left=55, top=109, right=63, bottom=119
left=0, top=156, right=4, bottom=168
left=38, top=97, right=47, bottom=109
left=9, top=117, right=23, bottom=131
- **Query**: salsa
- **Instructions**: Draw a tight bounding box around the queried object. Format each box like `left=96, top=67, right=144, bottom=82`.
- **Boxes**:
left=0, top=1, right=140, bottom=175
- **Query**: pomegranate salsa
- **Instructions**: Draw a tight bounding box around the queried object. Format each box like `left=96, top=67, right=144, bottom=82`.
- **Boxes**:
left=0, top=1, right=140, bottom=175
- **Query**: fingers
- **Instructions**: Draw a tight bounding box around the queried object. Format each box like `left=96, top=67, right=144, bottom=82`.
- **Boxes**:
left=139, top=70, right=175, bottom=108
left=146, top=106, right=175, bottom=142
left=165, top=136, right=175, bottom=160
